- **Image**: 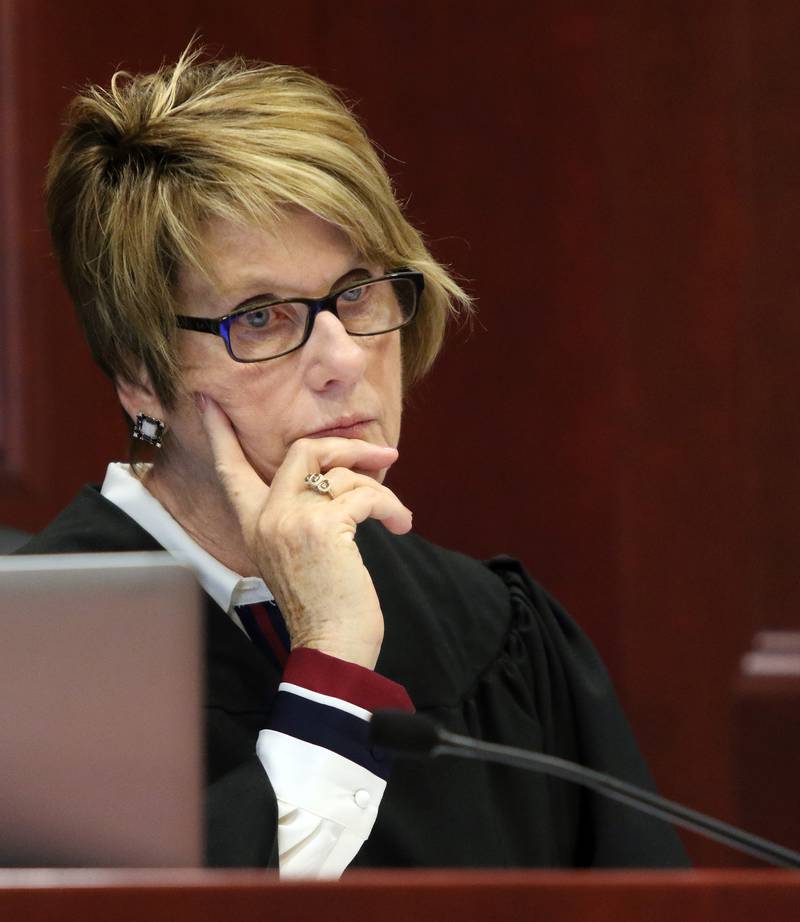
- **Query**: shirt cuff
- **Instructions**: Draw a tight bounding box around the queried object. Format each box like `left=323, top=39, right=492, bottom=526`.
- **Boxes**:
left=281, top=647, right=415, bottom=713
left=268, top=649, right=413, bottom=779
left=256, top=729, right=386, bottom=848
left=256, top=649, right=414, bottom=878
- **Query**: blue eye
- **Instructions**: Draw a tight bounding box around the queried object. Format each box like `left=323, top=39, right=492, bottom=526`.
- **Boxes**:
left=340, top=285, right=367, bottom=303
left=243, top=309, right=269, bottom=329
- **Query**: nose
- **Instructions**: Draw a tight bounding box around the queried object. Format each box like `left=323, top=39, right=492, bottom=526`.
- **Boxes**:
left=303, top=310, right=367, bottom=391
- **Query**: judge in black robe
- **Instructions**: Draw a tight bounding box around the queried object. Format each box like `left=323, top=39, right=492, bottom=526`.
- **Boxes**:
left=19, top=485, right=689, bottom=869
left=32, top=48, right=690, bottom=873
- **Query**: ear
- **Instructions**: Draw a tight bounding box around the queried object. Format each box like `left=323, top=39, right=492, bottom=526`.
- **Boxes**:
left=115, top=364, right=168, bottom=428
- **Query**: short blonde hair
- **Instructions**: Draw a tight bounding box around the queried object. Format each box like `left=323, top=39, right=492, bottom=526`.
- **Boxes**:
left=46, top=48, right=470, bottom=407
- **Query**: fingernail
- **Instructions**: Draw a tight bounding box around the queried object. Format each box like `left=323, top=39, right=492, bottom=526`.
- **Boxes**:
left=194, top=392, right=207, bottom=412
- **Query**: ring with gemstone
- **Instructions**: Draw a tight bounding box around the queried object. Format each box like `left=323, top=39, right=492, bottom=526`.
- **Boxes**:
left=304, top=472, right=334, bottom=498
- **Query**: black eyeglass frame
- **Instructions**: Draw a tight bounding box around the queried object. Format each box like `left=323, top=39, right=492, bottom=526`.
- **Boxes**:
left=175, top=268, right=424, bottom=363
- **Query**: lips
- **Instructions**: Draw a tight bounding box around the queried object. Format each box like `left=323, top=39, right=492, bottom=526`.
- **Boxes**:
left=304, top=417, right=375, bottom=439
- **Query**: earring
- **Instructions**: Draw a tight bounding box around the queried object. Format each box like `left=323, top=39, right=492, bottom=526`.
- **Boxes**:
left=132, top=412, right=166, bottom=448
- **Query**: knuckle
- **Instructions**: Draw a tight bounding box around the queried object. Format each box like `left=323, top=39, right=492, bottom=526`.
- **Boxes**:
left=274, top=508, right=326, bottom=544
left=305, top=512, right=331, bottom=541
left=290, top=437, right=315, bottom=456
left=272, top=510, right=298, bottom=540
left=372, top=481, right=397, bottom=502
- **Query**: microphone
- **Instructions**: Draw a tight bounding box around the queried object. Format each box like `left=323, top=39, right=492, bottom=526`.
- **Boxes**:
left=369, top=710, right=800, bottom=869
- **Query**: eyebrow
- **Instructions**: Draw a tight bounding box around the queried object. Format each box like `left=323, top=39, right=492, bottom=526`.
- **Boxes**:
left=230, top=266, right=375, bottom=312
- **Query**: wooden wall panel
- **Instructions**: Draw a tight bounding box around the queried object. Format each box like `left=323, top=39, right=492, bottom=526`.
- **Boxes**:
left=602, top=2, right=754, bottom=865
left=748, top=5, right=800, bottom=628
left=1, top=0, right=34, bottom=493
left=2, top=0, right=800, bottom=867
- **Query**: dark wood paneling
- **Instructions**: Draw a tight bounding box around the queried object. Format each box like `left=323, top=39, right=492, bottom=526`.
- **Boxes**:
left=602, top=2, right=755, bottom=864
left=748, top=5, right=800, bottom=628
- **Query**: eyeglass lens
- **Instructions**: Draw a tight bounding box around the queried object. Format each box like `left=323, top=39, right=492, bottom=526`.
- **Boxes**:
left=227, top=277, right=417, bottom=361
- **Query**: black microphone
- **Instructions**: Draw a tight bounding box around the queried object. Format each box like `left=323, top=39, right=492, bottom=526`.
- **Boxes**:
left=369, top=710, right=800, bottom=869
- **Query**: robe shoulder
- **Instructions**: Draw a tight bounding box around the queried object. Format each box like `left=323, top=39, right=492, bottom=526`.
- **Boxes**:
left=15, top=485, right=159, bottom=554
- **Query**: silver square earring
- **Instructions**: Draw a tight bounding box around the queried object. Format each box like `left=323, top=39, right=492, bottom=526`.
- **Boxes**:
left=133, top=413, right=166, bottom=448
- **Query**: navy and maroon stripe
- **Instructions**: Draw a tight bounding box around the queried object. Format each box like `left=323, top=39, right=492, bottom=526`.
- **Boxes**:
left=268, top=691, right=393, bottom=780
left=235, top=600, right=290, bottom=669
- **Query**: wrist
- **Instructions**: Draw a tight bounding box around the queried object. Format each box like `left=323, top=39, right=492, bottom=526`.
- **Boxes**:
left=294, top=636, right=382, bottom=671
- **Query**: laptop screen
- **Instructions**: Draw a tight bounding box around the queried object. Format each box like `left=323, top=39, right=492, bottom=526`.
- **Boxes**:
left=0, top=552, right=202, bottom=867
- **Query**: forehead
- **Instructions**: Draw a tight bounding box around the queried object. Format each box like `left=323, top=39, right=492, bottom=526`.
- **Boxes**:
left=176, top=209, right=365, bottom=311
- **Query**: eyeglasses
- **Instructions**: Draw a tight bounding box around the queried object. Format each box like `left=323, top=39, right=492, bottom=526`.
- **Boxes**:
left=175, top=269, right=424, bottom=363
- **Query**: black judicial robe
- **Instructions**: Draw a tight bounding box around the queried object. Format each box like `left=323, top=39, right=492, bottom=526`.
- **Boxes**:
left=19, top=486, right=689, bottom=869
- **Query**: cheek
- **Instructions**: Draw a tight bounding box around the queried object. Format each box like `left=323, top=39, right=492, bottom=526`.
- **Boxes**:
left=178, top=351, right=287, bottom=445
left=181, top=341, right=275, bottom=411
left=213, top=367, right=296, bottom=452
left=210, top=374, right=287, bottom=439
left=370, top=335, right=403, bottom=441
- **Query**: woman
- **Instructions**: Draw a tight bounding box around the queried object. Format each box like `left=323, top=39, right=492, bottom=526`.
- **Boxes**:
left=23, top=49, right=687, bottom=874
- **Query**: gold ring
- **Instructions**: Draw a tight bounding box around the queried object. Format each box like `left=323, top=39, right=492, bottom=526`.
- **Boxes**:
left=304, top=472, right=334, bottom=498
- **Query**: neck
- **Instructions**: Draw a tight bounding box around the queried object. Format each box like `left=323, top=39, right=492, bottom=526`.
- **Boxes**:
left=144, top=455, right=258, bottom=578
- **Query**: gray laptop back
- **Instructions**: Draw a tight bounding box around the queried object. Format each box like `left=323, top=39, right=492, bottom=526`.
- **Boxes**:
left=0, top=552, right=202, bottom=867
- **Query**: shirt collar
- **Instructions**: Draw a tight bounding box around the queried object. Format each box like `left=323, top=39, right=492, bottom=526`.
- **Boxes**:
left=100, top=462, right=273, bottom=614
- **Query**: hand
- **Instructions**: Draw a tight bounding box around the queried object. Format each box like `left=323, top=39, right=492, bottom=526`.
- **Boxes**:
left=197, top=394, right=412, bottom=670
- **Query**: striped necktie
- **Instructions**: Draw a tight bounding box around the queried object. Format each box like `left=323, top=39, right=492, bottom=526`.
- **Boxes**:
left=234, top=599, right=290, bottom=670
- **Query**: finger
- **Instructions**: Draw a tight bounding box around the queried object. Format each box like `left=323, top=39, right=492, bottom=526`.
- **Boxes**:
left=273, top=437, right=398, bottom=493
left=303, top=467, right=413, bottom=530
left=196, top=393, right=268, bottom=517
left=315, top=467, right=407, bottom=506
left=330, top=483, right=413, bottom=535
